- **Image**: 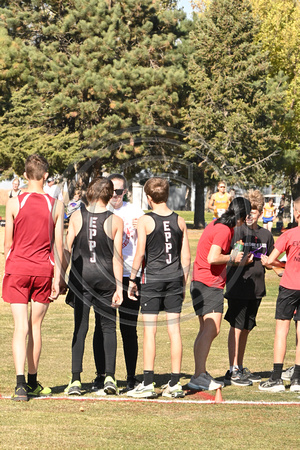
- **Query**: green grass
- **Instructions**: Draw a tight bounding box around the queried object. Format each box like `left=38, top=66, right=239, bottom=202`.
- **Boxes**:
left=0, top=230, right=299, bottom=449
left=0, top=205, right=5, bottom=217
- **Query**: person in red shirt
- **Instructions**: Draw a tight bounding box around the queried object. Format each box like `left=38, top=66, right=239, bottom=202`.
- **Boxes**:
left=188, top=197, right=251, bottom=391
left=259, top=197, right=300, bottom=392
left=2, top=154, right=64, bottom=401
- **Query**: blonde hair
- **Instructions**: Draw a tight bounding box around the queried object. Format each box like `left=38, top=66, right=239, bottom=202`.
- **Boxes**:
left=247, top=189, right=264, bottom=213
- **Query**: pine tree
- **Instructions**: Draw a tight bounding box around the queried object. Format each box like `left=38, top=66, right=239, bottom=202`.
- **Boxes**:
left=0, top=1, right=191, bottom=183
left=183, top=0, right=287, bottom=227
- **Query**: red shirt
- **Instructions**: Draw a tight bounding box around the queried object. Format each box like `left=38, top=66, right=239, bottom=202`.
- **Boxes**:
left=275, top=226, right=300, bottom=290
left=193, top=221, right=234, bottom=289
left=5, top=193, right=55, bottom=277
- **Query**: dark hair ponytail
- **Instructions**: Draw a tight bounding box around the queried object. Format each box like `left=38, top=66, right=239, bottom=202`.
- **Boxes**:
left=214, top=197, right=251, bottom=228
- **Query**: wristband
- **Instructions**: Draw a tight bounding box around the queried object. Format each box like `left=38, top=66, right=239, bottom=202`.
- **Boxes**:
left=229, top=254, right=233, bottom=264
left=129, top=277, right=137, bottom=283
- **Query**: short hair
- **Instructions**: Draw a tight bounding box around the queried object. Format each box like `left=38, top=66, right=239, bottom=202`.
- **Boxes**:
left=74, top=189, right=82, bottom=198
left=107, top=173, right=127, bottom=189
left=144, top=177, right=169, bottom=203
left=86, top=177, right=113, bottom=205
left=247, top=189, right=264, bottom=212
left=25, top=154, right=49, bottom=181
left=294, top=197, right=300, bottom=212
left=12, top=177, right=20, bottom=184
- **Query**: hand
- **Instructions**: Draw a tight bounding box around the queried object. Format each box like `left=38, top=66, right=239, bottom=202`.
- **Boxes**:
left=245, top=253, right=254, bottom=264
left=261, top=254, right=268, bottom=267
left=111, top=289, right=123, bottom=308
left=232, top=250, right=244, bottom=263
left=49, top=279, right=60, bottom=301
left=128, top=281, right=139, bottom=300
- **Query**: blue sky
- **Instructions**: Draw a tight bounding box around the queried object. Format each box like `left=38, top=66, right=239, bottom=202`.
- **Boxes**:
left=177, top=0, right=193, bottom=17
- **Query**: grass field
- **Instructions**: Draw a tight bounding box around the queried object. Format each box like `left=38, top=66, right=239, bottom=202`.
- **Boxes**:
left=0, top=227, right=299, bottom=449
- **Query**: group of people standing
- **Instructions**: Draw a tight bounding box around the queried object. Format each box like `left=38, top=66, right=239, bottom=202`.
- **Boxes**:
left=2, top=155, right=300, bottom=401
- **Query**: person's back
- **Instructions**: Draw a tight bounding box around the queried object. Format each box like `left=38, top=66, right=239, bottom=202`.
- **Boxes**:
left=143, top=211, right=183, bottom=281
left=5, top=193, right=55, bottom=277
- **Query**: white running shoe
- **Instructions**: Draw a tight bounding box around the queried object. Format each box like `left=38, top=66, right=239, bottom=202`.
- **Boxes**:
left=281, top=366, right=295, bottom=381
left=187, top=372, right=224, bottom=391
left=161, top=381, right=185, bottom=398
left=127, top=381, right=158, bottom=398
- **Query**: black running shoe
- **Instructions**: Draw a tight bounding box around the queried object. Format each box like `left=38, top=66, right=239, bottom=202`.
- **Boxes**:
left=91, top=374, right=105, bottom=392
left=259, top=378, right=285, bottom=392
left=224, top=370, right=252, bottom=386
left=11, top=385, right=28, bottom=402
left=242, top=367, right=261, bottom=383
left=120, top=377, right=140, bottom=394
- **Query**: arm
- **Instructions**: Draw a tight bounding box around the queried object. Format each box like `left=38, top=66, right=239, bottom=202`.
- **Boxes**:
left=207, top=244, right=244, bottom=265
left=128, top=215, right=149, bottom=300
left=111, top=215, right=123, bottom=307
left=208, top=194, right=215, bottom=211
left=264, top=248, right=285, bottom=268
left=4, top=198, right=18, bottom=259
left=178, top=217, right=191, bottom=293
left=50, top=200, right=65, bottom=300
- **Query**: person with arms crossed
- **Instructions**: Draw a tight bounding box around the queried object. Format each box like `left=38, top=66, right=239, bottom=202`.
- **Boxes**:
left=127, top=177, right=191, bottom=399
left=259, top=197, right=300, bottom=392
left=188, top=197, right=251, bottom=391
left=64, top=177, right=123, bottom=396
left=224, top=190, right=275, bottom=386
left=2, top=154, right=64, bottom=401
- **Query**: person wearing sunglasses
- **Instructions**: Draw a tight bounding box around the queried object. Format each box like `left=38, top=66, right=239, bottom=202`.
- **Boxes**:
left=224, top=190, right=275, bottom=387
left=208, top=180, right=232, bottom=219
left=91, top=173, right=144, bottom=394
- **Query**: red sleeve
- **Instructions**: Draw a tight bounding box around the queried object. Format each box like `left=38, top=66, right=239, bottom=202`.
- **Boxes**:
left=275, top=232, right=288, bottom=255
left=212, top=224, right=233, bottom=253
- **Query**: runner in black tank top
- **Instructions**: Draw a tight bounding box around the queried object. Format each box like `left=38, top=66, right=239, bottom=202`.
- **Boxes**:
left=143, top=211, right=183, bottom=282
left=69, top=204, right=115, bottom=293
left=64, top=177, right=123, bottom=396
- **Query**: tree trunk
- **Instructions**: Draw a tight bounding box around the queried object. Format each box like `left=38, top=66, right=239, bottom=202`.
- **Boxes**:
left=291, top=173, right=300, bottom=200
left=193, top=168, right=205, bottom=229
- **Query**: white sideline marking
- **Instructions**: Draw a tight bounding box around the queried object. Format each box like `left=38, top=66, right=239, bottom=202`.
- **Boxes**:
left=1, top=395, right=299, bottom=405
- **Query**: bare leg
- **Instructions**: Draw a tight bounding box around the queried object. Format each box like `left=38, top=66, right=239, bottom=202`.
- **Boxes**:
left=142, top=314, right=158, bottom=371
left=295, top=320, right=300, bottom=366
left=194, top=313, right=222, bottom=377
left=166, top=312, right=182, bottom=374
left=274, top=319, right=290, bottom=364
left=11, top=304, right=29, bottom=375
left=27, top=301, right=49, bottom=374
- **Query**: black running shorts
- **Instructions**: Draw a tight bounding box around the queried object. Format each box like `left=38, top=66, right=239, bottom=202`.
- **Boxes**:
left=140, top=279, right=183, bottom=314
left=275, top=286, right=300, bottom=320
left=191, top=280, right=224, bottom=316
left=224, top=297, right=262, bottom=331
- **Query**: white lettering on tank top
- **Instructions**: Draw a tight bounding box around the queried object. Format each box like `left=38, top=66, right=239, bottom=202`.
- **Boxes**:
left=89, top=216, right=97, bottom=263
left=163, top=221, right=172, bottom=264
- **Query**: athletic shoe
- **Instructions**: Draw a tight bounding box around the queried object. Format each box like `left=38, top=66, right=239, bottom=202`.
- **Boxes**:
left=11, top=385, right=28, bottom=402
left=27, top=382, right=52, bottom=397
left=224, top=370, right=252, bottom=387
left=127, top=381, right=158, bottom=398
left=119, top=377, right=140, bottom=394
left=241, top=367, right=261, bottom=383
left=64, top=380, right=82, bottom=395
left=259, top=378, right=285, bottom=392
left=290, top=378, right=300, bottom=393
left=187, top=372, right=224, bottom=391
left=281, top=366, right=295, bottom=381
left=103, top=376, right=118, bottom=395
left=91, top=374, right=105, bottom=392
left=161, top=381, right=185, bottom=398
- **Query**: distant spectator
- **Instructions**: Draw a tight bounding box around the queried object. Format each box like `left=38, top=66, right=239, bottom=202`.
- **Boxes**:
left=66, top=190, right=82, bottom=218
left=278, top=194, right=286, bottom=220
left=44, top=176, right=63, bottom=201
left=8, top=177, right=22, bottom=199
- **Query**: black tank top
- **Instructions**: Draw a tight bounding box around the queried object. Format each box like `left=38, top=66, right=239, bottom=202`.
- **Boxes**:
left=143, top=211, right=183, bottom=282
left=70, top=205, right=115, bottom=292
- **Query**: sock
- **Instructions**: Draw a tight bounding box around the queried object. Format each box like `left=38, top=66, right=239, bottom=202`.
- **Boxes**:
left=16, top=374, right=26, bottom=388
left=292, top=364, right=300, bottom=380
left=238, top=365, right=243, bottom=371
left=27, top=372, right=37, bottom=388
left=71, top=372, right=81, bottom=383
left=106, top=372, right=115, bottom=380
left=144, top=370, right=154, bottom=386
left=170, top=373, right=180, bottom=387
left=271, top=363, right=283, bottom=380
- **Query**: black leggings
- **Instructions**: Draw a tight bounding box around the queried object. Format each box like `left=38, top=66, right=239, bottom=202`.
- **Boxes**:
left=71, top=291, right=116, bottom=376
left=93, top=277, right=140, bottom=377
